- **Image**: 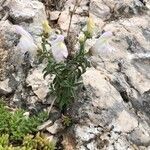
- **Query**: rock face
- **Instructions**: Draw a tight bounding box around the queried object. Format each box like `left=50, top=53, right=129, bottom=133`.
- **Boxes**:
left=0, top=0, right=48, bottom=107
left=66, top=0, right=150, bottom=149
left=0, top=21, right=19, bottom=81
left=0, top=78, right=12, bottom=95
left=26, top=64, right=52, bottom=100
left=0, top=0, right=150, bottom=149
left=69, top=67, right=150, bottom=149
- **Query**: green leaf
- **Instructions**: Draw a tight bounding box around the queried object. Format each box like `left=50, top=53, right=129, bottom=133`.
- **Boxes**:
left=74, top=82, right=83, bottom=87
left=77, top=68, right=82, bottom=79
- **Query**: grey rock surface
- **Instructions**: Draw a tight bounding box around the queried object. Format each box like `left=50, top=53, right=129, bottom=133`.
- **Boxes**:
left=0, top=0, right=150, bottom=149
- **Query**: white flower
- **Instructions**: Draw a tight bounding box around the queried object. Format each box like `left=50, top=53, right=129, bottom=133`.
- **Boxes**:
left=13, top=25, right=37, bottom=63
left=90, top=31, right=115, bottom=56
left=50, top=35, right=68, bottom=62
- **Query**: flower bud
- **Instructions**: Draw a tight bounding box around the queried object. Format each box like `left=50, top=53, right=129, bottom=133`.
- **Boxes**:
left=79, top=33, right=86, bottom=43
left=87, top=16, right=95, bottom=37
left=42, top=20, right=52, bottom=36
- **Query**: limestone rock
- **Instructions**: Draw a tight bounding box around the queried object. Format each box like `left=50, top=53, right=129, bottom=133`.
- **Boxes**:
left=90, top=0, right=148, bottom=21
left=0, top=78, right=12, bottom=95
left=7, top=0, right=46, bottom=24
left=68, top=67, right=150, bottom=149
left=38, top=120, right=53, bottom=131
left=26, top=65, right=51, bottom=100
left=46, top=119, right=64, bottom=134
left=112, top=110, right=138, bottom=132
left=50, top=11, right=60, bottom=20
left=128, top=127, right=150, bottom=146
left=0, top=21, right=19, bottom=80
left=90, top=0, right=111, bottom=20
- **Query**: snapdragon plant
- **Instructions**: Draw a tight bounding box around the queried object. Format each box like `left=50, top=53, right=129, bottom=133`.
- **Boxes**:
left=38, top=19, right=94, bottom=112
left=38, top=13, right=115, bottom=113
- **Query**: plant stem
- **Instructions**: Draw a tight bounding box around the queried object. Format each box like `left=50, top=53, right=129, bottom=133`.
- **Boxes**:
left=47, top=97, right=57, bottom=115
left=67, top=0, right=83, bottom=39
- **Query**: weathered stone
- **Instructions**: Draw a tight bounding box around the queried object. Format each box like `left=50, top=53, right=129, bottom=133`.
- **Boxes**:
left=7, top=0, right=46, bottom=24
left=90, top=0, right=111, bottom=20
left=58, top=9, right=87, bottom=33
left=0, top=78, right=12, bottom=95
left=46, top=119, right=64, bottom=134
left=50, top=11, right=60, bottom=20
left=112, top=110, right=138, bottom=132
left=26, top=64, right=51, bottom=100
left=69, top=65, right=150, bottom=149
left=128, top=127, right=150, bottom=146
left=0, top=21, right=19, bottom=80
left=62, top=133, right=76, bottom=150
left=38, top=120, right=53, bottom=131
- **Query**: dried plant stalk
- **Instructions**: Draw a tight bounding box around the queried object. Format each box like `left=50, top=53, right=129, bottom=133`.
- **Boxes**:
left=66, top=0, right=83, bottom=57
left=67, top=0, right=83, bottom=38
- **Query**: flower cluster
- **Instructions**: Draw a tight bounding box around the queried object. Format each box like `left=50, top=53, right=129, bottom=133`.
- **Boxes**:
left=14, top=17, right=115, bottom=65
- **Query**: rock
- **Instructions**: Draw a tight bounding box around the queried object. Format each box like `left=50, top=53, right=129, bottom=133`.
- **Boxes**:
left=7, top=0, right=46, bottom=24
left=0, top=21, right=19, bottom=80
left=26, top=64, right=52, bottom=100
left=38, top=120, right=53, bottom=131
left=135, top=90, right=150, bottom=119
left=75, top=123, right=101, bottom=142
left=59, top=3, right=150, bottom=146
left=50, top=11, right=60, bottom=20
left=90, top=0, right=148, bottom=21
left=5, top=0, right=47, bottom=41
left=0, top=46, right=8, bottom=80
left=0, top=0, right=48, bottom=107
left=0, top=78, right=12, bottom=95
left=128, top=127, right=150, bottom=146
left=8, top=0, right=35, bottom=23
left=57, top=10, right=71, bottom=32
left=68, top=63, right=150, bottom=149
left=58, top=9, right=87, bottom=33
left=82, top=68, right=123, bottom=109
left=46, top=119, right=64, bottom=134
left=90, top=0, right=111, bottom=20
left=0, top=21, right=19, bottom=49
left=114, top=136, right=131, bottom=150
left=62, top=132, right=76, bottom=150
left=112, top=110, right=138, bottom=132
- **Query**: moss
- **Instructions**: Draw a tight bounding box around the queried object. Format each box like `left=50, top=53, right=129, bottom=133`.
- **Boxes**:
left=0, top=133, right=56, bottom=150
left=0, top=100, right=55, bottom=150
